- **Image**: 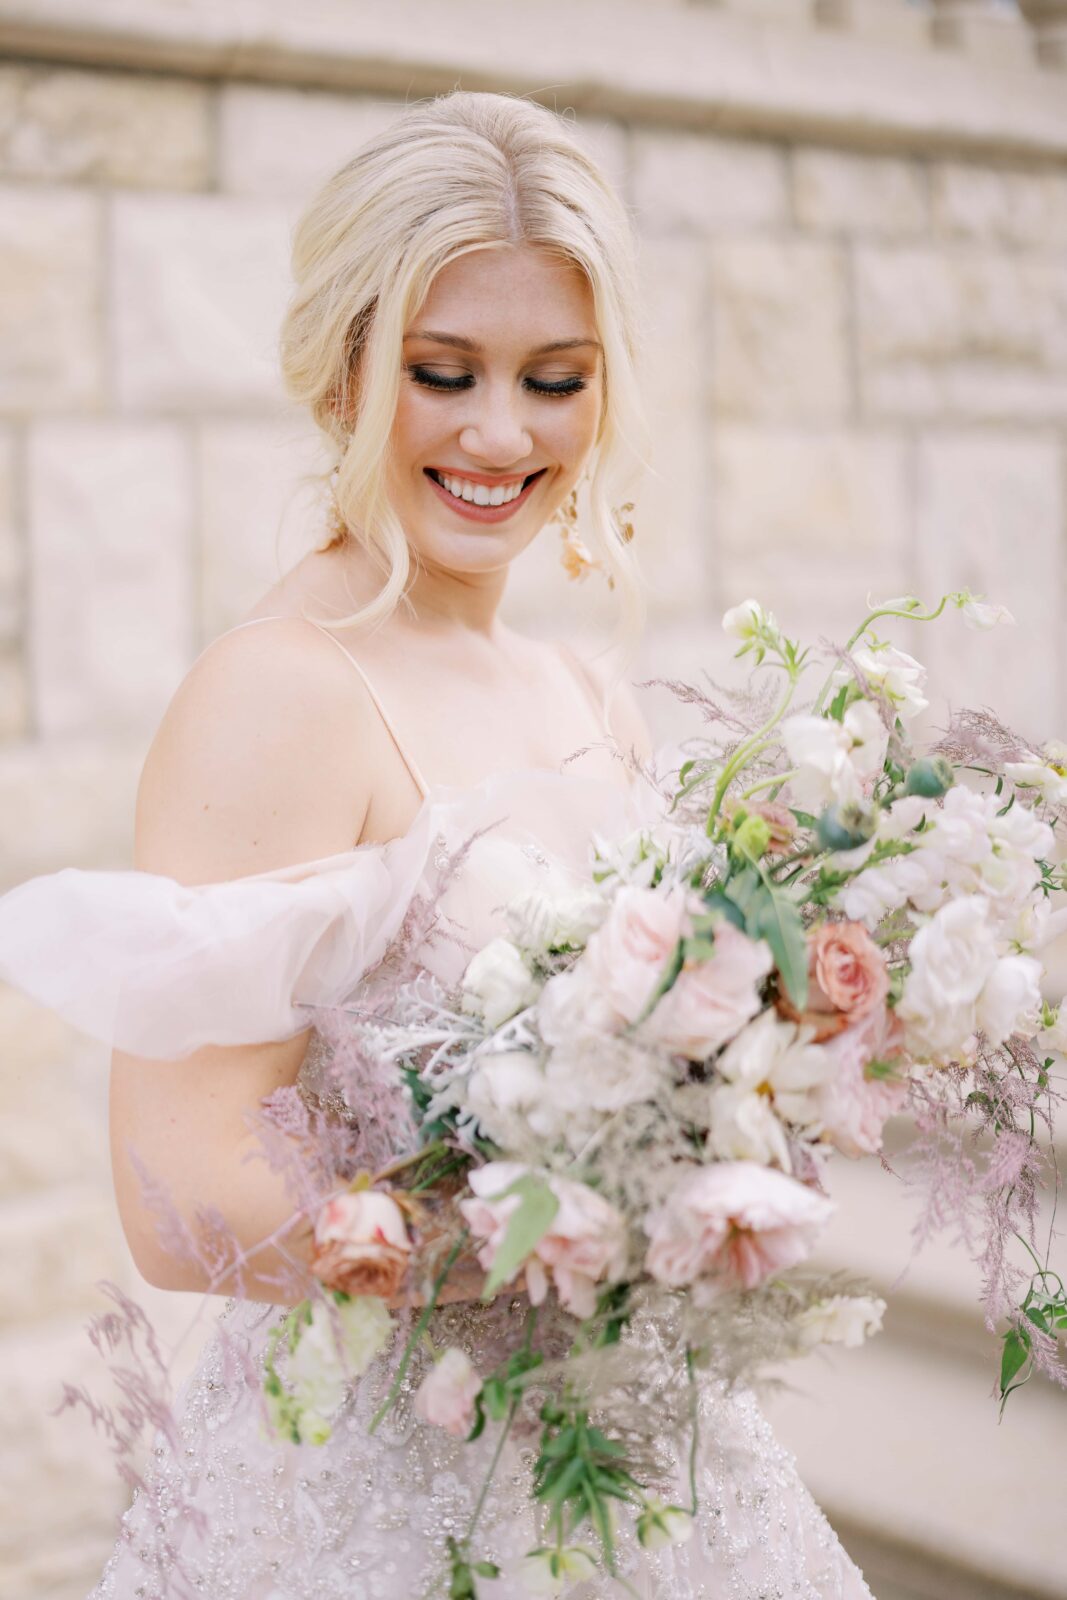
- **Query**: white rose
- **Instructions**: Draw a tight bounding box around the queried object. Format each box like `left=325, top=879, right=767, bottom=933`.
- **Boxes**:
left=925, top=786, right=994, bottom=867
left=795, top=1293, right=886, bottom=1349
left=897, top=896, right=998, bottom=1060
left=976, top=954, right=1044, bottom=1046
left=460, top=938, right=541, bottom=1029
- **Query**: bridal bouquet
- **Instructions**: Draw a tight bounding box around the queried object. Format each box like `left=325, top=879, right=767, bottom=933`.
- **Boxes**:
left=265, top=589, right=1066, bottom=1596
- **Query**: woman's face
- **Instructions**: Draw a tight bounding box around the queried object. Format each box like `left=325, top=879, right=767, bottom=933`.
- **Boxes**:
left=384, top=243, right=603, bottom=576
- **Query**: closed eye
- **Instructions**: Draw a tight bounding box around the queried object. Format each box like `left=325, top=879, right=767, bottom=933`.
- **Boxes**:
left=407, top=365, right=587, bottom=398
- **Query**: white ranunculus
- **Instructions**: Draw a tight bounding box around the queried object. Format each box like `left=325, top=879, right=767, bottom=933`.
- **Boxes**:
left=976, top=954, right=1044, bottom=1046
left=795, top=1293, right=886, bottom=1349
left=505, top=885, right=609, bottom=953
left=706, top=1082, right=792, bottom=1171
left=460, top=938, right=541, bottom=1029
left=841, top=644, right=928, bottom=721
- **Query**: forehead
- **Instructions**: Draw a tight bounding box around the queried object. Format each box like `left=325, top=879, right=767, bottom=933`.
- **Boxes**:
left=409, top=244, right=598, bottom=347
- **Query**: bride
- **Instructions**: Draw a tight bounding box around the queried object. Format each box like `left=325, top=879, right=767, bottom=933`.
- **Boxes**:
left=0, top=91, right=874, bottom=1598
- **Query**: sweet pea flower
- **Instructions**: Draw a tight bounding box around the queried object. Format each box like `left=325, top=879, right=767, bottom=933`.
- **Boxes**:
left=781, top=700, right=888, bottom=810
left=311, top=1189, right=411, bottom=1300
left=636, top=1496, right=694, bottom=1549
left=644, top=1161, right=833, bottom=1301
left=519, top=1546, right=598, bottom=1594
left=413, top=1346, right=482, bottom=1438
left=834, top=643, right=928, bottom=721
left=958, top=596, right=1015, bottom=630
left=722, top=597, right=780, bottom=647
left=1004, top=740, right=1067, bottom=808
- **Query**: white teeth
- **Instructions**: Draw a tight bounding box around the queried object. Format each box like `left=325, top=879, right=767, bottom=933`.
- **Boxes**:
left=437, top=472, right=526, bottom=506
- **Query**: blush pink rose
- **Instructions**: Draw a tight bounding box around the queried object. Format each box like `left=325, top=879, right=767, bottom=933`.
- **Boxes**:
left=311, top=1189, right=412, bottom=1299
left=644, top=1161, right=833, bottom=1300
left=641, top=923, right=773, bottom=1061
left=808, top=921, right=889, bottom=1021
left=580, top=884, right=693, bottom=1029
left=413, top=1346, right=483, bottom=1438
left=459, top=1163, right=627, bottom=1318
left=816, top=1006, right=910, bottom=1158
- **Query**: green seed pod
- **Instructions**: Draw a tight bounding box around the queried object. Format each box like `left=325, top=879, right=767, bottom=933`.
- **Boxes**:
left=732, top=813, right=772, bottom=861
left=904, top=756, right=954, bottom=798
left=816, top=800, right=878, bottom=853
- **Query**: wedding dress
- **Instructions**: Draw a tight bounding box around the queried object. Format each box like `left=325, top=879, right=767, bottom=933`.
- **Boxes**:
left=0, top=618, right=875, bottom=1600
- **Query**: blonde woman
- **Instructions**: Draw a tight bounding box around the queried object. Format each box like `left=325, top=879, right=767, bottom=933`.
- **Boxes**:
left=0, top=92, right=873, bottom=1598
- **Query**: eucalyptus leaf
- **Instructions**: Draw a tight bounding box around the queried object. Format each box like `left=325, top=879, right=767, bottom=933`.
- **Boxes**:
left=750, top=881, right=808, bottom=1011
left=481, top=1175, right=559, bottom=1299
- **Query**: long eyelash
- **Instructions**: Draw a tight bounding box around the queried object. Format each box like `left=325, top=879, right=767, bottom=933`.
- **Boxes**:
left=406, top=365, right=586, bottom=398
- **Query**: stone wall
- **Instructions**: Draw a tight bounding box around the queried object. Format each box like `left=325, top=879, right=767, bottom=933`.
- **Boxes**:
left=0, top=3, right=1065, bottom=1597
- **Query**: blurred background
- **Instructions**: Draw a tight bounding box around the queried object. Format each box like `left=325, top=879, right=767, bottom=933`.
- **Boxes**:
left=0, top=0, right=1065, bottom=1596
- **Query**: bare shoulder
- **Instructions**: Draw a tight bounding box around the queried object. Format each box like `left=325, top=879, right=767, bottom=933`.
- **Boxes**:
left=135, top=617, right=375, bottom=884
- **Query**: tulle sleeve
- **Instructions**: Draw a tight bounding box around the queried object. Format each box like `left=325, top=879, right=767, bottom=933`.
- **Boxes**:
left=0, top=803, right=439, bottom=1061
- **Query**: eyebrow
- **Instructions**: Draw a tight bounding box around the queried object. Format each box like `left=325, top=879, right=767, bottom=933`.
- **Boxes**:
left=404, top=330, right=602, bottom=356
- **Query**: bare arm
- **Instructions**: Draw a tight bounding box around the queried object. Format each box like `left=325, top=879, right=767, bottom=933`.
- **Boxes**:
left=110, top=619, right=373, bottom=1302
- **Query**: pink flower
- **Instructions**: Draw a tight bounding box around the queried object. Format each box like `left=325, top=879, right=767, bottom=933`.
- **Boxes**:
left=816, top=1006, right=910, bottom=1158
left=580, top=884, right=693, bottom=1029
left=641, top=923, right=773, bottom=1060
left=311, top=1189, right=411, bottom=1299
left=414, top=1346, right=482, bottom=1438
left=644, top=1162, right=832, bottom=1300
left=459, top=1163, right=627, bottom=1318
left=808, top=921, right=889, bottom=1022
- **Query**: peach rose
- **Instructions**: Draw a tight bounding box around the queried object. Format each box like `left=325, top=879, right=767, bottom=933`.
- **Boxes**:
left=311, top=1189, right=411, bottom=1299
left=777, top=920, right=888, bottom=1041
left=644, top=1161, right=833, bottom=1301
left=414, top=1346, right=483, bottom=1439
left=641, top=922, right=773, bottom=1061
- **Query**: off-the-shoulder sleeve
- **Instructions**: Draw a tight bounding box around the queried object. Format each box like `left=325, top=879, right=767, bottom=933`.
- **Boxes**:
left=0, top=803, right=439, bottom=1060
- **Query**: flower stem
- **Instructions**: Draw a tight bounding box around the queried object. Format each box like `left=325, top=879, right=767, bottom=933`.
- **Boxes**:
left=706, top=677, right=799, bottom=836
left=368, top=1229, right=468, bottom=1433
left=685, top=1345, right=700, bottom=1517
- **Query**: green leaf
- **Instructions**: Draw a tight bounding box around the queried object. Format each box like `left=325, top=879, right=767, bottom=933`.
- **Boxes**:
left=827, top=685, right=849, bottom=723
left=481, top=1175, right=559, bottom=1299
left=723, top=864, right=762, bottom=920
left=750, top=881, right=808, bottom=1010
left=701, top=887, right=747, bottom=933
left=472, top=1561, right=501, bottom=1579
left=1000, top=1326, right=1031, bottom=1393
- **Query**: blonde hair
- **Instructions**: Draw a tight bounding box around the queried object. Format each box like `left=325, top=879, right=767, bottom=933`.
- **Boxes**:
left=278, top=89, right=650, bottom=691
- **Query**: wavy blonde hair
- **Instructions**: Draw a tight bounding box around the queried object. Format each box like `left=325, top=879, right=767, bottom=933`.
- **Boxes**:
left=279, top=89, right=650, bottom=694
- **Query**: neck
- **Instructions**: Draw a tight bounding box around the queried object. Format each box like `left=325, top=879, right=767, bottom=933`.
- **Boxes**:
left=335, top=538, right=509, bottom=641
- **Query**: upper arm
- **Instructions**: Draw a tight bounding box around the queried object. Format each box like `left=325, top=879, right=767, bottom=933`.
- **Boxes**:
left=112, top=619, right=376, bottom=1285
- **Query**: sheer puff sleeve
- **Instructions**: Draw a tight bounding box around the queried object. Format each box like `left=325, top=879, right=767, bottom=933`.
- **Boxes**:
left=0, top=801, right=440, bottom=1062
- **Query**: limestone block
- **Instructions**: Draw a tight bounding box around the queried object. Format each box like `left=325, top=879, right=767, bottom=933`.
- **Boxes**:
left=632, top=130, right=788, bottom=235
left=814, top=0, right=932, bottom=49
left=855, top=245, right=1067, bottom=421
left=219, top=84, right=408, bottom=198
left=710, top=237, right=851, bottom=421
left=0, top=63, right=211, bottom=189
left=112, top=194, right=293, bottom=410
left=792, top=146, right=928, bottom=236
left=197, top=415, right=330, bottom=640
left=0, top=424, right=20, bottom=640
left=631, top=238, right=716, bottom=616
left=0, top=645, right=28, bottom=743
left=0, top=186, right=101, bottom=413
left=0, top=742, right=142, bottom=884
left=713, top=427, right=910, bottom=559
left=0, top=1187, right=124, bottom=1327
left=931, top=161, right=1067, bottom=250
left=28, top=421, right=193, bottom=738
left=914, top=432, right=1063, bottom=735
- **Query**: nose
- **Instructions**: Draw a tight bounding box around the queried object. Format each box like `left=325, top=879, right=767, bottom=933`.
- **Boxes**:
left=458, top=382, right=533, bottom=468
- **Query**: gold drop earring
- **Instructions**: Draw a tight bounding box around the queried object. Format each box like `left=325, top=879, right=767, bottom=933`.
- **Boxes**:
left=553, top=477, right=636, bottom=584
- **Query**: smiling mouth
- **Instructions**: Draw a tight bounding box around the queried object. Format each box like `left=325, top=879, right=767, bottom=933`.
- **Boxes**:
left=425, top=467, right=547, bottom=507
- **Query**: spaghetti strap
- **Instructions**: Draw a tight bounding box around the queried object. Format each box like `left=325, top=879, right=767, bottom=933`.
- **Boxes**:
left=204, top=615, right=432, bottom=801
